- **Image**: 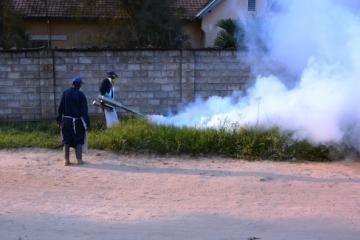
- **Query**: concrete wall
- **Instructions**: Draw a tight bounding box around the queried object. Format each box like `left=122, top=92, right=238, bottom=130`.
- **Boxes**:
left=0, top=49, right=251, bottom=121
left=0, top=51, right=55, bottom=121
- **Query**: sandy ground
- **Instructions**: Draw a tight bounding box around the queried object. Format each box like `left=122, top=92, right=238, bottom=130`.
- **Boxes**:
left=0, top=149, right=360, bottom=240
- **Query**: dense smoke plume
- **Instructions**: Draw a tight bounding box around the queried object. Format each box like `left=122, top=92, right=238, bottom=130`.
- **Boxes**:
left=150, top=0, right=360, bottom=149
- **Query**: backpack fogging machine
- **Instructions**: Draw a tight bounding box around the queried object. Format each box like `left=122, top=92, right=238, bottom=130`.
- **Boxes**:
left=92, top=95, right=145, bottom=118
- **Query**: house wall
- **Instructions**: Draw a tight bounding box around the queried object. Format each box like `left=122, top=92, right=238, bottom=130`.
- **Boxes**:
left=182, top=21, right=203, bottom=48
left=26, top=20, right=205, bottom=49
left=0, top=49, right=251, bottom=121
left=26, top=20, right=105, bottom=48
left=201, top=0, right=268, bottom=47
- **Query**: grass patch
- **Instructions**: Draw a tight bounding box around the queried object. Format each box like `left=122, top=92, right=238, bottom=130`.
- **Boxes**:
left=0, top=121, right=60, bottom=149
left=1, top=118, right=335, bottom=161
left=89, top=118, right=333, bottom=161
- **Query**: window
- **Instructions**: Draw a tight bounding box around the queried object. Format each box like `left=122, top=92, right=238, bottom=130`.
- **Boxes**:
left=29, top=35, right=67, bottom=48
left=248, top=0, right=256, bottom=11
left=30, top=35, right=67, bottom=41
left=30, top=40, right=48, bottom=48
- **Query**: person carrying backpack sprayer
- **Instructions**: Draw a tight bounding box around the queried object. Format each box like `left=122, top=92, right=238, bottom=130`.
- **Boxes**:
left=99, top=71, right=119, bottom=128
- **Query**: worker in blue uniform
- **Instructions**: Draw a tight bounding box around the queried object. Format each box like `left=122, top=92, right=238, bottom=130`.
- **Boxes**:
left=99, top=71, right=119, bottom=128
left=56, top=77, right=90, bottom=166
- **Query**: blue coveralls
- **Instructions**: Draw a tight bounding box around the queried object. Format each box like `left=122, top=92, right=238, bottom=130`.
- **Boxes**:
left=99, top=78, right=114, bottom=98
left=57, top=88, right=90, bottom=148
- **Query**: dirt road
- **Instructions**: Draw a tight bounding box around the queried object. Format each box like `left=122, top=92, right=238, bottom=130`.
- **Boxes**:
left=1, top=148, right=360, bottom=240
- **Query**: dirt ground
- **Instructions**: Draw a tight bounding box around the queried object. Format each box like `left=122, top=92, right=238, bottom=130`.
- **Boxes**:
left=1, top=148, right=360, bottom=240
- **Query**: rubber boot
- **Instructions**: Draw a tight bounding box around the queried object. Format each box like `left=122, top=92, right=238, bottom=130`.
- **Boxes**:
left=64, top=144, right=70, bottom=166
left=75, top=144, right=83, bottom=165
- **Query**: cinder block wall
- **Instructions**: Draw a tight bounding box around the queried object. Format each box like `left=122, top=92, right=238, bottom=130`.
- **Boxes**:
left=194, top=51, right=251, bottom=98
left=0, top=49, right=251, bottom=121
left=0, top=50, right=55, bottom=121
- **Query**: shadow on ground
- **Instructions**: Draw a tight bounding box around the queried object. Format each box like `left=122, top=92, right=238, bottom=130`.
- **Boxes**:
left=81, top=161, right=360, bottom=184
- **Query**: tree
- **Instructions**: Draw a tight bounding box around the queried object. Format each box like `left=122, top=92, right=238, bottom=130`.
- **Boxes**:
left=214, top=18, right=246, bottom=50
left=0, top=0, right=28, bottom=49
left=118, top=0, right=188, bottom=48
left=29, top=0, right=188, bottom=49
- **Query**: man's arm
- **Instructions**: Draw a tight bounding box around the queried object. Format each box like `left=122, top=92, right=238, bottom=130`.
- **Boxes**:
left=80, top=92, right=90, bottom=129
left=56, top=92, right=65, bottom=125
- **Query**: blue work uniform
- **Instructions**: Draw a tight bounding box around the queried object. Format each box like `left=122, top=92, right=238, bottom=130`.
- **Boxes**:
left=57, top=88, right=90, bottom=147
left=99, top=77, right=114, bottom=98
left=99, top=77, right=119, bottom=128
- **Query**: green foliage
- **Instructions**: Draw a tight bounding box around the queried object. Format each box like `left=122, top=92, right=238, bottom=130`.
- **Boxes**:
left=113, top=0, right=187, bottom=48
left=214, top=18, right=246, bottom=50
left=89, top=118, right=333, bottom=161
left=79, top=0, right=188, bottom=48
left=0, top=0, right=29, bottom=49
left=0, top=121, right=60, bottom=148
left=0, top=118, right=335, bottom=161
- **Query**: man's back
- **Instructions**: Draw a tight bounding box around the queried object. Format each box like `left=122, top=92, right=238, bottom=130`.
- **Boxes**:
left=61, top=88, right=87, bottom=118
left=99, top=78, right=113, bottom=98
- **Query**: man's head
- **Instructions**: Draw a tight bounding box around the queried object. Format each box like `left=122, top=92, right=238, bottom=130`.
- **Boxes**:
left=107, top=71, right=118, bottom=83
left=72, top=76, right=82, bottom=89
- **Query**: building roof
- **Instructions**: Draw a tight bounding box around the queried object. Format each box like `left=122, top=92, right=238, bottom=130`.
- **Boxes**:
left=13, top=0, right=128, bottom=19
left=176, top=0, right=211, bottom=19
left=13, top=0, right=211, bottom=20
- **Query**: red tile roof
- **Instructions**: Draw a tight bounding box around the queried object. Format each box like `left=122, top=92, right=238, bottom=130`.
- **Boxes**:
left=13, top=0, right=128, bottom=19
left=176, top=0, right=210, bottom=19
left=13, top=0, right=211, bottom=20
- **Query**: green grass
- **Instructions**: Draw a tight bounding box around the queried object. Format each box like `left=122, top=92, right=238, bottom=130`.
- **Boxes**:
left=89, top=118, right=332, bottom=161
left=0, top=118, right=335, bottom=161
left=0, top=121, right=61, bottom=149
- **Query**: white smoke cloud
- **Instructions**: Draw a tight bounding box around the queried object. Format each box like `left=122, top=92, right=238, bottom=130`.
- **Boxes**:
left=149, top=0, right=360, bottom=148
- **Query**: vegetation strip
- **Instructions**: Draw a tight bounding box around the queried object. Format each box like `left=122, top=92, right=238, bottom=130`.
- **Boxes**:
left=0, top=118, right=334, bottom=161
